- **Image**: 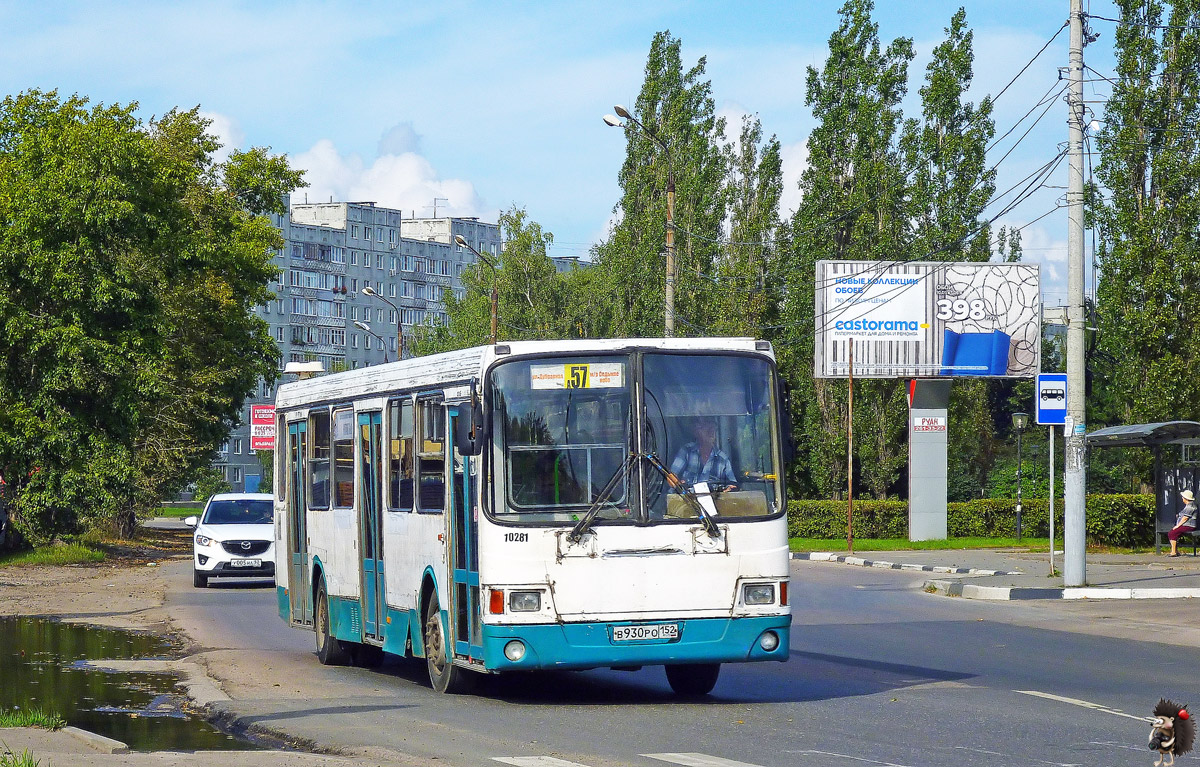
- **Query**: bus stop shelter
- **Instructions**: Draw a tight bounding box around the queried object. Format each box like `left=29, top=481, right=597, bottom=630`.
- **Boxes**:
left=1086, top=421, right=1200, bottom=553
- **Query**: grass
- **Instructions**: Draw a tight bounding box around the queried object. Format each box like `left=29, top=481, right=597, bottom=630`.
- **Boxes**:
left=791, top=536, right=1056, bottom=552
left=154, top=505, right=202, bottom=519
left=0, top=749, right=41, bottom=767
left=0, top=706, right=65, bottom=730
left=0, top=542, right=104, bottom=568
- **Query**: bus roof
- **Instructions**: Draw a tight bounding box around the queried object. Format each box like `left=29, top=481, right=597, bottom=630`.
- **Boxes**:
left=275, top=337, right=770, bottom=410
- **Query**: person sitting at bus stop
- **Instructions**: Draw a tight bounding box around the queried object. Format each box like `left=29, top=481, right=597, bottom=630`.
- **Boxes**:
left=667, top=417, right=738, bottom=492
left=1168, top=489, right=1198, bottom=557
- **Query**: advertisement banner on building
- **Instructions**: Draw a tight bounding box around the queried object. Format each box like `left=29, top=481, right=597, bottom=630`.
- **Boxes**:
left=250, top=405, right=276, bottom=451
left=814, top=260, right=1041, bottom=379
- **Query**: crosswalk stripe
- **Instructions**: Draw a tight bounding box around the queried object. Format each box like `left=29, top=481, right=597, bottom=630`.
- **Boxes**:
left=642, top=754, right=766, bottom=767
left=493, top=758, right=593, bottom=767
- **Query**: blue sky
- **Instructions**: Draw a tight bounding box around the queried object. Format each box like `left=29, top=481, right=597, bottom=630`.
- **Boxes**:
left=1, top=1, right=1122, bottom=303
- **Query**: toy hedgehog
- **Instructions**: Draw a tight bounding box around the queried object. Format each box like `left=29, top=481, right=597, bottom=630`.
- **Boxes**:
left=1150, top=698, right=1195, bottom=766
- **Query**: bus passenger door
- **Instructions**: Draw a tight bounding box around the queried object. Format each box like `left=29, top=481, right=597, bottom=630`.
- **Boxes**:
left=447, top=406, right=482, bottom=660
left=287, top=422, right=310, bottom=626
left=358, top=411, right=385, bottom=642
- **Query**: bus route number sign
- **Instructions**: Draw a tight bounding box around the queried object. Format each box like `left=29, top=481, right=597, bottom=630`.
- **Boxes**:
left=612, top=623, right=679, bottom=642
left=530, top=363, right=624, bottom=390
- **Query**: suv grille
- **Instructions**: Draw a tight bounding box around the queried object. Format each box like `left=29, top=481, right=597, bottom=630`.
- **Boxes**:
left=221, top=540, right=270, bottom=556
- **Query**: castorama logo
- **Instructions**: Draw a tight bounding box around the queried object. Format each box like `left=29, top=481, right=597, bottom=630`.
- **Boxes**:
left=833, top=319, right=921, bottom=332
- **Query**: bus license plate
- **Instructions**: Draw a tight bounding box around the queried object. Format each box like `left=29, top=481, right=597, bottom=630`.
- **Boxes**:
left=231, top=559, right=262, bottom=568
left=612, top=623, right=679, bottom=642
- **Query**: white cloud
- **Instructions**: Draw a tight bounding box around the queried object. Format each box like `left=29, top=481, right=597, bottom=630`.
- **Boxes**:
left=291, top=136, right=487, bottom=219
left=779, top=139, right=809, bottom=218
left=998, top=218, right=1069, bottom=303
left=199, top=111, right=244, bottom=165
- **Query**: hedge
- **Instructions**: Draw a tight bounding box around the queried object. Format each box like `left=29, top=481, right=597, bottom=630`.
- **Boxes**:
left=787, top=494, right=1155, bottom=548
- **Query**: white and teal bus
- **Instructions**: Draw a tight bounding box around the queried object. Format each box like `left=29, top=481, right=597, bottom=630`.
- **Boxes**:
left=273, top=338, right=792, bottom=695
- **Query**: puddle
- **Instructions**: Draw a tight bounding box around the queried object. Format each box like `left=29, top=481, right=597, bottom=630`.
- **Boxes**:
left=0, top=617, right=257, bottom=751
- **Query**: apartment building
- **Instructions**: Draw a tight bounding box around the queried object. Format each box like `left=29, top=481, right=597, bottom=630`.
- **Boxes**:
left=213, top=200, right=501, bottom=492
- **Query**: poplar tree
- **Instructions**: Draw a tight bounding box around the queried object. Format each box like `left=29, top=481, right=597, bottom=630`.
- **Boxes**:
left=1094, top=0, right=1200, bottom=422
left=781, top=0, right=914, bottom=498
left=592, top=30, right=729, bottom=338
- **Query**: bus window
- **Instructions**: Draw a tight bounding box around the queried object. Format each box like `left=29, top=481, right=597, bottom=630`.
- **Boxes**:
left=309, top=410, right=331, bottom=509
left=388, top=398, right=414, bottom=511
left=333, top=408, right=355, bottom=508
left=416, top=399, right=445, bottom=512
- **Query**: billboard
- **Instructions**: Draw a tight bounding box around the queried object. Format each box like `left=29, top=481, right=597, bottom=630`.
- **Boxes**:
left=814, top=260, right=1040, bottom=378
left=250, top=404, right=276, bottom=451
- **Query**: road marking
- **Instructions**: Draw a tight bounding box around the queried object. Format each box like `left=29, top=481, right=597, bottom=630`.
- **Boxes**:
left=1014, top=690, right=1152, bottom=722
left=643, top=754, right=765, bottom=767
left=493, top=758, right=592, bottom=767
left=1089, top=740, right=1147, bottom=752
left=782, top=750, right=915, bottom=767
left=953, top=746, right=1082, bottom=766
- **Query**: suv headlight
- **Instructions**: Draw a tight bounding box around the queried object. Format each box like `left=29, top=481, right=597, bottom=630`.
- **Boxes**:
left=195, top=535, right=214, bottom=547
left=508, top=591, right=541, bottom=612
left=743, top=583, right=775, bottom=606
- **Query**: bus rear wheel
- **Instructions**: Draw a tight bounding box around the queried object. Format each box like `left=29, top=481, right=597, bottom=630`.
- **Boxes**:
left=665, top=663, right=721, bottom=697
left=423, top=596, right=470, bottom=694
left=315, top=581, right=350, bottom=666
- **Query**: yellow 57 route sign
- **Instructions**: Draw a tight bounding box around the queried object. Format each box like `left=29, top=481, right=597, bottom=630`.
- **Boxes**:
left=530, top=362, right=625, bottom=390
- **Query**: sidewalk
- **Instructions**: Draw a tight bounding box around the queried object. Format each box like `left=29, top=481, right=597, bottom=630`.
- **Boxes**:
left=793, top=547, right=1200, bottom=599
left=0, top=727, right=422, bottom=767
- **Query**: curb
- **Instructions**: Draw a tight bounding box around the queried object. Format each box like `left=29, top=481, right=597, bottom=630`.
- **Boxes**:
left=793, top=551, right=1017, bottom=576
left=62, top=726, right=129, bottom=754
left=924, top=579, right=1200, bottom=600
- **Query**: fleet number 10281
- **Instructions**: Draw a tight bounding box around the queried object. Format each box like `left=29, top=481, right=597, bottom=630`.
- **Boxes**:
left=504, top=532, right=528, bottom=543
left=935, top=298, right=988, bottom=321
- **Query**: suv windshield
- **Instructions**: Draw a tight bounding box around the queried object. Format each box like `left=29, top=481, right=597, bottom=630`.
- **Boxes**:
left=489, top=351, right=781, bottom=526
left=204, top=499, right=273, bottom=525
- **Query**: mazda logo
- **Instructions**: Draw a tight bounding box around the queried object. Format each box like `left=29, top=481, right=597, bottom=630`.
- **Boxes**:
left=240, top=541, right=251, bottom=550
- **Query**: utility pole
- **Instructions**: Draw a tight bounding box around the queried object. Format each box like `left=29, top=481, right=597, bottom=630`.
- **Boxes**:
left=1063, top=0, right=1087, bottom=587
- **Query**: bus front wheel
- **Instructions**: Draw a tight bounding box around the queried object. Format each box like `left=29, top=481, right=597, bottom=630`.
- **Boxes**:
left=423, top=597, right=470, bottom=694
left=315, top=581, right=350, bottom=666
left=665, top=663, right=721, bottom=697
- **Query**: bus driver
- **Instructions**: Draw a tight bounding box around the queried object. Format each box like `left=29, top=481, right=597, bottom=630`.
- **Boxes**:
left=668, top=417, right=738, bottom=491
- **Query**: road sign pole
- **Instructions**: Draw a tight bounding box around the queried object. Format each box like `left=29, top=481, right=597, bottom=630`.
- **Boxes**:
left=1049, top=425, right=1055, bottom=575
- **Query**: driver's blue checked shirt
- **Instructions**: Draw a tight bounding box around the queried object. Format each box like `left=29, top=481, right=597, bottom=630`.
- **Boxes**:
left=668, top=442, right=738, bottom=487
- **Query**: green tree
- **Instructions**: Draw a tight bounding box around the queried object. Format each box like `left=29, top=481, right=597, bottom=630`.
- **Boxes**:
left=1093, top=0, right=1200, bottom=424
left=0, top=91, right=297, bottom=543
left=781, top=0, right=914, bottom=498
left=591, top=30, right=729, bottom=338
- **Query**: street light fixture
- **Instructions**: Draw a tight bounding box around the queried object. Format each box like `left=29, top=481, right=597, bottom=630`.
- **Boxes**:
left=603, top=104, right=677, bottom=337
left=360, top=285, right=404, bottom=360
left=353, top=320, right=390, bottom=364
left=1013, top=412, right=1030, bottom=541
left=454, top=234, right=498, bottom=345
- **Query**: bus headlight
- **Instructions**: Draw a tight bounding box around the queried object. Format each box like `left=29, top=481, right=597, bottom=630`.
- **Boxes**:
left=508, top=591, right=541, bottom=612
left=743, top=583, right=775, bottom=606
left=504, top=640, right=526, bottom=661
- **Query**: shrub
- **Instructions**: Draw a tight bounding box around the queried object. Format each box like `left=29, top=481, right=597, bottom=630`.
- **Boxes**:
left=788, top=494, right=1155, bottom=547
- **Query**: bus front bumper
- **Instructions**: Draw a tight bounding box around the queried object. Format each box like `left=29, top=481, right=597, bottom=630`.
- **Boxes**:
left=480, top=615, right=790, bottom=671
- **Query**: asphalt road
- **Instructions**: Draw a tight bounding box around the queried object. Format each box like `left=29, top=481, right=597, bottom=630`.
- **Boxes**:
left=162, top=555, right=1200, bottom=767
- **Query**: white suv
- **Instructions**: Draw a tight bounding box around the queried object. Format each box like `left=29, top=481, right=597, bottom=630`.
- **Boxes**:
left=185, top=493, right=275, bottom=588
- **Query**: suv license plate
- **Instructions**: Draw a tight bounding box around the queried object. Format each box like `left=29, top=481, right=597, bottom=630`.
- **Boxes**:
left=612, top=623, right=679, bottom=642
left=231, top=559, right=262, bottom=568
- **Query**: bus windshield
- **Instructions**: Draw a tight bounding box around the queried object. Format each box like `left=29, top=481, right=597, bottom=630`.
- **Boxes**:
left=489, top=352, right=781, bottom=525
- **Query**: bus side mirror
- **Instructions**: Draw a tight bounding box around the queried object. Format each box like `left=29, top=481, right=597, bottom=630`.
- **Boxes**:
left=779, top=380, right=796, bottom=464
left=454, top=402, right=485, bottom=456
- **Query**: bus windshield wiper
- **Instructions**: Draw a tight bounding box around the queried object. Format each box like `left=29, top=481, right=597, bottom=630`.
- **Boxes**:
left=568, top=451, right=636, bottom=543
left=643, top=453, right=721, bottom=538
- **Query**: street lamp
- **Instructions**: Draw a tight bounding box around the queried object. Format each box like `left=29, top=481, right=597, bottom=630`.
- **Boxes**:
left=360, top=285, right=404, bottom=360
left=603, top=104, right=677, bottom=337
left=453, top=234, right=498, bottom=345
left=353, top=320, right=390, bottom=363
left=1012, top=412, right=1029, bottom=541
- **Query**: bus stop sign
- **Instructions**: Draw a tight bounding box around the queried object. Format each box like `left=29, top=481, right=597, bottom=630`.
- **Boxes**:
left=1036, top=373, right=1067, bottom=425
